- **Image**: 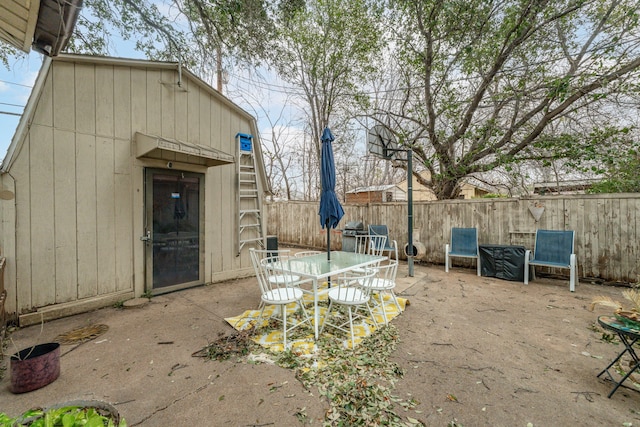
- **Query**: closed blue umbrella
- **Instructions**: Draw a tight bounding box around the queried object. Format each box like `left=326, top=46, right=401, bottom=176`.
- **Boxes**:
left=319, top=127, right=345, bottom=261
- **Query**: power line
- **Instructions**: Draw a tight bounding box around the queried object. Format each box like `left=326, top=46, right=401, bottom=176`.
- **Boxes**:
left=0, top=79, right=33, bottom=88
left=0, top=102, right=25, bottom=108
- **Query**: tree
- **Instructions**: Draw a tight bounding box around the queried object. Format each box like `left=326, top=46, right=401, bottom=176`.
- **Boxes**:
left=0, top=44, right=20, bottom=69
left=270, top=0, right=385, bottom=198
left=589, top=155, right=640, bottom=193
left=373, top=0, right=640, bottom=199
left=238, top=87, right=303, bottom=200
left=588, top=128, right=640, bottom=193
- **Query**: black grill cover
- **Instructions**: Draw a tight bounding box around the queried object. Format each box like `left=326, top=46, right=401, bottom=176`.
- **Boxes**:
left=479, top=244, right=526, bottom=281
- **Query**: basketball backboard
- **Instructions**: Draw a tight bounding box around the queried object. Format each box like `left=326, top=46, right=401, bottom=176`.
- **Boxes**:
left=367, top=125, right=400, bottom=160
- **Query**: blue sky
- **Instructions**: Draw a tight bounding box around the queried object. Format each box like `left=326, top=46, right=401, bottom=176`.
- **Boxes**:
left=0, top=52, right=44, bottom=161
left=0, top=48, right=321, bottom=183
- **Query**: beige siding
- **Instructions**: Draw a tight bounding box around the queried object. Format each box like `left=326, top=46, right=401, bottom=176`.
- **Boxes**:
left=53, top=129, right=77, bottom=303
left=96, top=136, right=116, bottom=295
left=131, top=69, right=147, bottom=135
left=96, top=66, right=115, bottom=137
left=114, top=137, right=133, bottom=292
left=174, top=76, right=188, bottom=141
left=161, top=69, right=175, bottom=137
left=32, top=71, right=53, bottom=127
left=146, top=70, right=162, bottom=136
left=53, top=61, right=75, bottom=131
left=75, top=64, right=95, bottom=135
left=76, top=132, right=98, bottom=299
left=199, top=90, right=212, bottom=143
left=1, top=56, right=264, bottom=318
left=186, top=78, right=200, bottom=142
left=114, top=67, right=132, bottom=140
left=29, top=125, right=55, bottom=307
left=0, top=173, right=16, bottom=319
left=13, top=136, right=31, bottom=313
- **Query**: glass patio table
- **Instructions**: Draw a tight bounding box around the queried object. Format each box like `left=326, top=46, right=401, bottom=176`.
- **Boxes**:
left=597, top=315, right=640, bottom=398
left=267, top=251, right=386, bottom=340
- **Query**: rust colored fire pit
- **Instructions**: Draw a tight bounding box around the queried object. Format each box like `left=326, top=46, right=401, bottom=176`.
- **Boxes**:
left=10, top=342, right=60, bottom=393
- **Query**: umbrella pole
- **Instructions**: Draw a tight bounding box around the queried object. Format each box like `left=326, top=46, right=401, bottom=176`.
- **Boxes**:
left=326, top=219, right=331, bottom=287
left=326, top=219, right=331, bottom=261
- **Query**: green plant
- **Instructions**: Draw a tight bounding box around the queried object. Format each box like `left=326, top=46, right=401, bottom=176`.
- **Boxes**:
left=0, top=403, right=126, bottom=427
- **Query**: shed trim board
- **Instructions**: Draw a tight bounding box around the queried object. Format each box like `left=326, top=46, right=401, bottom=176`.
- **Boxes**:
left=0, top=54, right=269, bottom=323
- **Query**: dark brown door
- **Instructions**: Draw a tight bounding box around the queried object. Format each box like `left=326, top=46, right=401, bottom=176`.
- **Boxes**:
left=144, top=169, right=203, bottom=292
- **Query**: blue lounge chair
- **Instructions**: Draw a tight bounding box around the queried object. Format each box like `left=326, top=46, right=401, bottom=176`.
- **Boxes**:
left=368, top=225, right=396, bottom=258
left=445, top=227, right=481, bottom=276
left=524, top=229, right=577, bottom=292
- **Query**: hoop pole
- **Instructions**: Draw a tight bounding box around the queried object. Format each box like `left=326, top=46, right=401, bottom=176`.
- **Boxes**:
left=407, top=150, right=414, bottom=277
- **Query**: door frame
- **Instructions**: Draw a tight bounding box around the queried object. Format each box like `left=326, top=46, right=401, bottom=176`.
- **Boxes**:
left=143, top=167, right=205, bottom=295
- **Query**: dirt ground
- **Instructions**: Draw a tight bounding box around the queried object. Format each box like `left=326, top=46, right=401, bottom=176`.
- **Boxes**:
left=1, top=257, right=640, bottom=426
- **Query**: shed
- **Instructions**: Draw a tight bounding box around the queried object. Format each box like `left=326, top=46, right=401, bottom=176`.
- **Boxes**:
left=0, top=54, right=269, bottom=325
left=345, top=185, right=406, bottom=203
left=397, top=170, right=491, bottom=200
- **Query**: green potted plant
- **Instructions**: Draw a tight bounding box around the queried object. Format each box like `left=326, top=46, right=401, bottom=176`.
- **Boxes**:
left=0, top=400, right=125, bottom=426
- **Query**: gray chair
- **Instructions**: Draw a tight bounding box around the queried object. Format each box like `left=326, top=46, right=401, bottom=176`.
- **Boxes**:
left=524, top=229, right=577, bottom=292
left=445, top=227, right=481, bottom=276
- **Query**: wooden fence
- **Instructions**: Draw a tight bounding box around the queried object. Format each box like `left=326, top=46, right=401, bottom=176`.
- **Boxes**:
left=266, top=193, right=640, bottom=284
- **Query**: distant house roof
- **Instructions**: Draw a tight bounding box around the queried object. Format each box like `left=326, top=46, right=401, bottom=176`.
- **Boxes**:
left=346, top=184, right=402, bottom=194
left=533, top=179, right=600, bottom=195
left=0, top=0, right=82, bottom=56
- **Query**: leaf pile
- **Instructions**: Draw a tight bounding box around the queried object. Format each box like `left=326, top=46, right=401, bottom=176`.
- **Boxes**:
left=276, top=325, right=424, bottom=427
left=193, top=327, right=259, bottom=361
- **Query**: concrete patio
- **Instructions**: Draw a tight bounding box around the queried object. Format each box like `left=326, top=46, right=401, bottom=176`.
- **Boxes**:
left=1, top=257, right=639, bottom=426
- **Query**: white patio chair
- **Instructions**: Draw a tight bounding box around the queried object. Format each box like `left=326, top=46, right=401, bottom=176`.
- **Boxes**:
left=249, top=248, right=310, bottom=349
left=351, top=234, right=387, bottom=274
left=387, top=239, right=399, bottom=262
left=251, top=248, right=304, bottom=293
left=364, top=234, right=388, bottom=256
left=320, top=270, right=378, bottom=348
left=357, top=260, right=400, bottom=325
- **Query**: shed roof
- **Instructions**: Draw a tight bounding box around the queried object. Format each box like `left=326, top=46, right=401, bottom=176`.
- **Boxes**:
left=0, top=54, right=270, bottom=195
left=346, top=184, right=403, bottom=194
left=0, top=0, right=81, bottom=56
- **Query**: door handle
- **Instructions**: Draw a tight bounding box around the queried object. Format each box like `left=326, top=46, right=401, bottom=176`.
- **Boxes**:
left=140, top=230, right=151, bottom=243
